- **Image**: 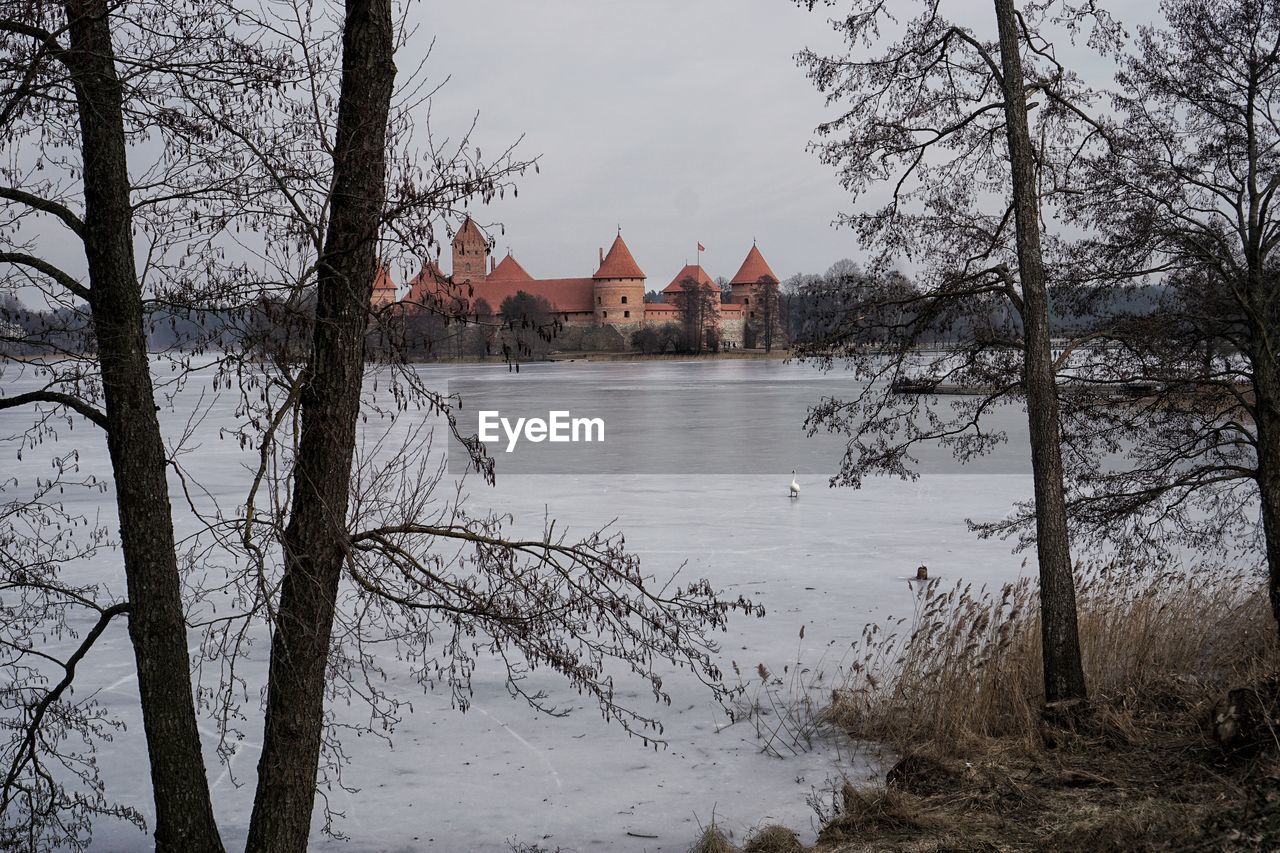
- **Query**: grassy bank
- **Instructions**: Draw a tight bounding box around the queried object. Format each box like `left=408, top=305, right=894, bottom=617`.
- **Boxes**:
left=700, top=564, right=1280, bottom=852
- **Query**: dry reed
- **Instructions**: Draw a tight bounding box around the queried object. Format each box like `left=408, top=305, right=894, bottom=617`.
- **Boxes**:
left=827, top=561, right=1278, bottom=755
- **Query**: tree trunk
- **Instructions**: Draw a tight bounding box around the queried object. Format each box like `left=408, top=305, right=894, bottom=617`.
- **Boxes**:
left=992, top=0, right=1088, bottom=703
left=1253, top=347, right=1280, bottom=637
left=244, top=0, right=395, bottom=849
left=763, top=283, right=774, bottom=353
left=60, top=1, right=226, bottom=849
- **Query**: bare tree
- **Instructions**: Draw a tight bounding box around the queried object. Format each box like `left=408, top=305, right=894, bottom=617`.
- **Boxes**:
left=0, top=2, right=765, bottom=849
left=630, top=321, right=683, bottom=354
left=750, top=275, right=783, bottom=353
left=672, top=276, right=719, bottom=355
left=0, top=0, right=287, bottom=845
left=793, top=0, right=1125, bottom=703
left=1033, top=0, right=1280, bottom=635
left=238, top=0, right=400, bottom=847
left=499, top=289, right=558, bottom=359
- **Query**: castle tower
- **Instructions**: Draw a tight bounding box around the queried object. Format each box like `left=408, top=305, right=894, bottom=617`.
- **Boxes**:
left=451, top=216, right=489, bottom=286
left=661, top=262, right=723, bottom=346
left=369, top=263, right=398, bottom=308
left=592, top=232, right=646, bottom=326
left=730, top=242, right=784, bottom=348
left=729, top=242, right=780, bottom=317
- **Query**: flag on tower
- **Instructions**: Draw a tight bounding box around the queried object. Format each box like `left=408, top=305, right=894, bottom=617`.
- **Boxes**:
left=697, top=242, right=705, bottom=252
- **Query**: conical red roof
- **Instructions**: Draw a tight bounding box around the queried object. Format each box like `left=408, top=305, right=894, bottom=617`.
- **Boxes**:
left=730, top=244, right=779, bottom=285
left=662, top=263, right=716, bottom=294
left=594, top=235, right=645, bottom=279
left=372, top=264, right=396, bottom=291
left=488, top=254, right=533, bottom=282
left=456, top=216, right=485, bottom=244
left=402, top=260, right=453, bottom=305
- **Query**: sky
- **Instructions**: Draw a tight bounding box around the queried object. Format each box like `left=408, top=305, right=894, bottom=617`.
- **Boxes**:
left=2, top=0, right=1161, bottom=308
left=403, top=0, right=1157, bottom=289
left=410, top=0, right=860, bottom=287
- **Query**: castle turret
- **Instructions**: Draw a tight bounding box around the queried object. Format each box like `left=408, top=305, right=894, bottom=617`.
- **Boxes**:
left=729, top=242, right=780, bottom=318
left=369, top=263, right=398, bottom=308
left=451, top=216, right=489, bottom=286
left=592, top=233, right=645, bottom=326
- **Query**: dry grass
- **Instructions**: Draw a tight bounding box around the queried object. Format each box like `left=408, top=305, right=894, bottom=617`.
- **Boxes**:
left=802, top=561, right=1280, bottom=851
left=818, top=783, right=944, bottom=843
left=688, top=823, right=737, bottom=853
left=827, top=561, right=1279, bottom=756
left=742, top=824, right=803, bottom=852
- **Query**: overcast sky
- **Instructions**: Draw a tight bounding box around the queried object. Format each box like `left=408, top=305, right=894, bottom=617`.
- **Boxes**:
left=411, top=0, right=864, bottom=287
left=4, top=1, right=1165, bottom=308
left=407, top=0, right=1156, bottom=288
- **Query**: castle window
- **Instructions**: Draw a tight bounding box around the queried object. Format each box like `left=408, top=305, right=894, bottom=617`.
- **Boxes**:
left=624, top=310, right=630, bottom=318
left=621, top=295, right=628, bottom=304
left=597, top=296, right=601, bottom=305
left=744, top=297, right=750, bottom=305
left=750, top=311, right=756, bottom=319
left=602, top=310, right=608, bottom=319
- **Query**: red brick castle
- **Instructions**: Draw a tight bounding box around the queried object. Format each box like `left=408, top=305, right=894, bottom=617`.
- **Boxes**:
left=371, top=217, right=782, bottom=347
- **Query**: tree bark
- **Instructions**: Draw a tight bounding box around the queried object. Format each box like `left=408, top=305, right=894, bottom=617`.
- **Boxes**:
left=244, top=0, right=395, bottom=848
left=61, top=0, right=225, bottom=848
left=1253, top=348, right=1280, bottom=636
left=992, top=0, right=1088, bottom=703
left=1243, top=65, right=1280, bottom=642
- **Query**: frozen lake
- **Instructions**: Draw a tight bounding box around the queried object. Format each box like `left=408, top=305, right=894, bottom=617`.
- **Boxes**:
left=1, top=358, right=1042, bottom=851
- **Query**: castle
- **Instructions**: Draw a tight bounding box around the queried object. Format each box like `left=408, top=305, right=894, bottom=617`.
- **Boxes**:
left=371, top=217, right=782, bottom=348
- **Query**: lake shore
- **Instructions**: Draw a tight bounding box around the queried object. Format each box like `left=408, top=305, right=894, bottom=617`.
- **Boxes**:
left=396, top=348, right=796, bottom=365
left=548, top=348, right=793, bottom=363
left=715, top=564, right=1278, bottom=853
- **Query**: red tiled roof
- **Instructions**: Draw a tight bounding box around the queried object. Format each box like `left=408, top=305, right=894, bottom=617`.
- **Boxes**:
left=594, top=235, right=645, bottom=279
left=488, top=254, right=534, bottom=282
left=373, top=264, right=397, bottom=292
left=370, top=265, right=400, bottom=307
left=730, top=244, right=779, bottom=285
left=402, top=260, right=595, bottom=316
left=456, top=216, right=485, bottom=245
left=402, top=261, right=464, bottom=307
left=473, top=278, right=597, bottom=315
left=662, top=263, right=717, bottom=294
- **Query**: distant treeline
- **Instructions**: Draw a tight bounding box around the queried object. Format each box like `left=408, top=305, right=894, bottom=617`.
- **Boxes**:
left=0, top=266, right=1170, bottom=361
left=777, top=261, right=1169, bottom=347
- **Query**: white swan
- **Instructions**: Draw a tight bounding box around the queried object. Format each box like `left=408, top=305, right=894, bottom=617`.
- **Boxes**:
left=789, top=471, right=800, bottom=499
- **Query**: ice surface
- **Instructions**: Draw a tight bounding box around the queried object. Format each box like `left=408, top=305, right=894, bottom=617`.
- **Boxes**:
left=1, top=359, right=1043, bottom=851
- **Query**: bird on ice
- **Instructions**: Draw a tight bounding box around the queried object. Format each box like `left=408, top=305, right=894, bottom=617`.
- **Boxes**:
left=789, top=471, right=800, bottom=499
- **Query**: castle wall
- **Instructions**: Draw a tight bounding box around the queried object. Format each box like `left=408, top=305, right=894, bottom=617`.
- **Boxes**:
left=593, top=278, right=645, bottom=325
left=719, top=314, right=745, bottom=347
